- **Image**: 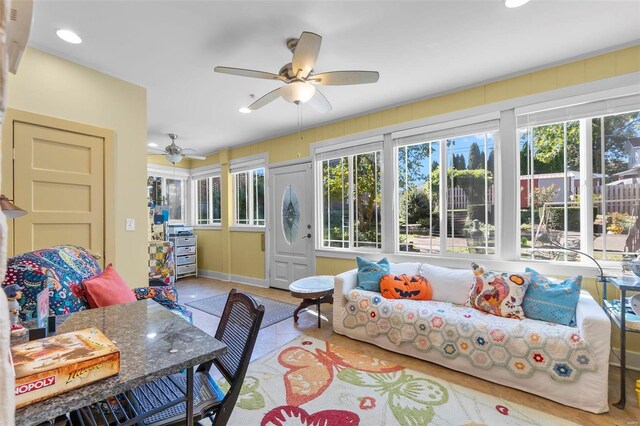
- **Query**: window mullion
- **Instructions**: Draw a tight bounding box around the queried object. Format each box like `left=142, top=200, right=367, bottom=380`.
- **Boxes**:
left=579, top=118, right=594, bottom=257
left=599, top=118, right=607, bottom=258
left=248, top=172, right=254, bottom=226
left=563, top=122, right=569, bottom=262
left=497, top=110, right=517, bottom=261
left=208, top=177, right=213, bottom=225
left=382, top=133, right=394, bottom=253
left=348, top=155, right=355, bottom=250
left=439, top=139, right=447, bottom=254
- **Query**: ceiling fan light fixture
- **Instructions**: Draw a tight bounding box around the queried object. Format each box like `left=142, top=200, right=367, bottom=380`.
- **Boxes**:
left=166, top=153, right=183, bottom=164
left=281, top=82, right=316, bottom=104
left=505, top=0, right=530, bottom=8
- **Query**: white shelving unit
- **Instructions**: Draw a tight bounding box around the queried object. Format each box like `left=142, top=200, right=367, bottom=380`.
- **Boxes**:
left=170, top=235, right=198, bottom=280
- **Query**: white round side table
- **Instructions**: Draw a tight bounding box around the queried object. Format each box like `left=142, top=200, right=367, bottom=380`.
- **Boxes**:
left=288, top=275, right=334, bottom=328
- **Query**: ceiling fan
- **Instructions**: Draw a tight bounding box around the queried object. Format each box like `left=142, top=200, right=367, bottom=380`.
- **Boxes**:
left=215, top=31, right=379, bottom=113
left=148, top=134, right=206, bottom=164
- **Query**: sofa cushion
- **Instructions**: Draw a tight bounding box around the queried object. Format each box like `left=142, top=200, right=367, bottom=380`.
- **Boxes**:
left=380, top=274, right=432, bottom=300
left=469, top=263, right=531, bottom=319
left=418, top=263, right=473, bottom=305
left=522, top=268, right=581, bottom=326
left=389, top=262, right=421, bottom=276
left=356, top=257, right=390, bottom=292
left=83, top=264, right=137, bottom=308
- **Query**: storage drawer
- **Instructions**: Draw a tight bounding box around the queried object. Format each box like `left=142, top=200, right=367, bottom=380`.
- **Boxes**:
left=174, top=236, right=196, bottom=247
left=176, top=255, right=196, bottom=266
left=177, top=264, right=196, bottom=276
left=176, top=246, right=195, bottom=256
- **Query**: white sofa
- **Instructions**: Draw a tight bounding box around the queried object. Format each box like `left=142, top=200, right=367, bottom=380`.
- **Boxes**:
left=332, top=262, right=611, bottom=413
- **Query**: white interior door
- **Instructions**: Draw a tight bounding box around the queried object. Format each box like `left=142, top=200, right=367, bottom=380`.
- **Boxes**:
left=269, top=162, right=314, bottom=289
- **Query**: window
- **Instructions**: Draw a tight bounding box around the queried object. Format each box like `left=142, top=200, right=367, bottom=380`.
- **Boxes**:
left=147, top=174, right=187, bottom=223
left=320, top=148, right=382, bottom=249
left=518, top=96, right=640, bottom=263
left=233, top=168, right=265, bottom=226
left=193, top=176, right=221, bottom=225
left=398, top=140, right=440, bottom=253
left=396, top=125, right=496, bottom=256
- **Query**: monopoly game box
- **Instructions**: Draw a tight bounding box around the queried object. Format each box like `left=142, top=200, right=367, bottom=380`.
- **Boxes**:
left=11, top=327, right=120, bottom=408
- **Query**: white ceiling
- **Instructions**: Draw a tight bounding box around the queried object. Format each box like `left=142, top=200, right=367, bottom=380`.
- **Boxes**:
left=27, top=0, right=640, bottom=155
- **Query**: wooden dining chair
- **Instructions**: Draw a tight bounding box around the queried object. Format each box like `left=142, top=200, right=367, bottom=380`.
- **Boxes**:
left=129, top=288, right=265, bottom=425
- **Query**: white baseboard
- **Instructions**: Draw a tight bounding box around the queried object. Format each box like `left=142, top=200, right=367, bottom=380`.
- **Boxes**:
left=229, top=274, right=268, bottom=288
left=198, top=269, right=268, bottom=288
left=197, top=269, right=229, bottom=281
left=610, top=348, right=640, bottom=372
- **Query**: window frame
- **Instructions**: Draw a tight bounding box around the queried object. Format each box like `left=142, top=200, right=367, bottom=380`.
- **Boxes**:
left=312, top=78, right=640, bottom=277
left=316, top=141, right=384, bottom=251
left=229, top=154, right=268, bottom=231
left=190, top=164, right=222, bottom=228
left=515, top=96, right=640, bottom=266
left=393, top=121, right=500, bottom=259
left=147, top=164, right=190, bottom=225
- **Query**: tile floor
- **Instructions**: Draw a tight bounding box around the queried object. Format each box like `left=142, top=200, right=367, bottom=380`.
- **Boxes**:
left=176, top=276, right=640, bottom=425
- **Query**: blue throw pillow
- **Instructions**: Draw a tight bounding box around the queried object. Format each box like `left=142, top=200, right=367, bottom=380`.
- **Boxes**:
left=356, top=257, right=390, bottom=292
left=522, top=267, right=582, bottom=326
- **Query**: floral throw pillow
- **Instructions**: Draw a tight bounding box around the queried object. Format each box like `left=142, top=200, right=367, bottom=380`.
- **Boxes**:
left=468, top=263, right=531, bottom=319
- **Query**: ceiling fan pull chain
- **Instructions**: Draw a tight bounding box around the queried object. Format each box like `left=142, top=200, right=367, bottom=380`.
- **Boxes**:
left=297, top=103, right=303, bottom=143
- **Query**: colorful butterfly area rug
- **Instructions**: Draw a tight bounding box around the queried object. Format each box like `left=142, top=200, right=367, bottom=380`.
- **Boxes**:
left=222, top=336, right=579, bottom=426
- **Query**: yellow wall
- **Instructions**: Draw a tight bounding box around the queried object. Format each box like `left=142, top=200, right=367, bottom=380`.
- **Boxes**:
left=229, top=231, right=264, bottom=278
left=194, top=229, right=224, bottom=272
left=316, top=257, right=357, bottom=276
left=3, top=47, right=148, bottom=285
left=226, top=45, right=640, bottom=166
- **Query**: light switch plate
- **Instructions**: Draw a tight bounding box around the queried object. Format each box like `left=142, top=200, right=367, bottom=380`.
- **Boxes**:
left=125, top=218, right=135, bottom=231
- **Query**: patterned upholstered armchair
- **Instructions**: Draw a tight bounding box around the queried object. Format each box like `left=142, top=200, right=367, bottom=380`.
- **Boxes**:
left=1, top=245, right=191, bottom=322
left=148, top=240, right=175, bottom=285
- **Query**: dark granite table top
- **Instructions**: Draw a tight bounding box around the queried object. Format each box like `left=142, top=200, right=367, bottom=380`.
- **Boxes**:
left=15, top=299, right=227, bottom=426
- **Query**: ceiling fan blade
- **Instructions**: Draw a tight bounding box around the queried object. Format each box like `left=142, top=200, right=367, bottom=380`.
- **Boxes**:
left=214, top=66, right=285, bottom=81
left=249, top=87, right=283, bottom=110
left=310, top=70, right=379, bottom=86
left=147, top=147, right=166, bottom=153
left=185, top=154, right=206, bottom=160
left=307, top=89, right=332, bottom=113
left=292, top=31, right=322, bottom=78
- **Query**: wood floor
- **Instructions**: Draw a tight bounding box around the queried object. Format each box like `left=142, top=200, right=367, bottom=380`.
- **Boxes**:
left=176, top=276, right=640, bottom=425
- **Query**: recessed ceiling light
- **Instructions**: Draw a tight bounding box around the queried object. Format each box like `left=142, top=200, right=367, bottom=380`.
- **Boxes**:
left=238, top=107, right=252, bottom=114
left=505, top=0, right=530, bottom=8
left=147, top=142, right=158, bottom=147
left=56, top=29, right=82, bottom=44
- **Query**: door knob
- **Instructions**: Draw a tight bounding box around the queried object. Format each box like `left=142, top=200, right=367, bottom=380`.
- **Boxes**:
left=302, top=233, right=312, bottom=239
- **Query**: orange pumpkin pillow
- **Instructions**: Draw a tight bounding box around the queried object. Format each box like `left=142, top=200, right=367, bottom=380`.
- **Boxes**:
left=380, top=274, right=432, bottom=300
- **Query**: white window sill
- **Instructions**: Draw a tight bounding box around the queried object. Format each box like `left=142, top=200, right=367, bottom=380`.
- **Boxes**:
left=314, top=248, right=616, bottom=278
left=229, top=225, right=265, bottom=233
left=193, top=225, right=222, bottom=230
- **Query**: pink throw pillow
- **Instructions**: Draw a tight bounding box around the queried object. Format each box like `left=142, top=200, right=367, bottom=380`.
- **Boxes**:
left=83, top=264, right=137, bottom=308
